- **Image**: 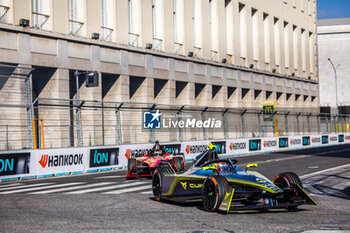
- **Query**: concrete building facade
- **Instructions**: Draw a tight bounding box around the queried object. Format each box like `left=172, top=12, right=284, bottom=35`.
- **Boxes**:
left=318, top=18, right=350, bottom=114
left=0, top=0, right=319, bottom=149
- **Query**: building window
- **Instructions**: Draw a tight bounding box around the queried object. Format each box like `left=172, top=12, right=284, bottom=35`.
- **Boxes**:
left=309, top=32, right=314, bottom=74
left=128, top=0, right=141, bottom=47
left=293, top=25, right=299, bottom=70
left=152, top=0, right=164, bottom=51
left=301, top=28, right=306, bottom=72
left=300, top=0, right=304, bottom=12
left=174, top=0, right=184, bottom=54
left=209, top=0, right=219, bottom=60
left=32, top=0, right=51, bottom=30
left=193, top=0, right=202, bottom=57
left=239, top=3, right=247, bottom=58
left=69, top=0, right=85, bottom=36
left=274, top=17, right=281, bottom=66
left=263, top=13, right=270, bottom=64
left=100, top=0, right=115, bottom=41
left=284, top=21, right=290, bottom=68
left=225, top=0, right=233, bottom=57
left=252, top=8, right=259, bottom=61
left=0, top=0, right=12, bottom=24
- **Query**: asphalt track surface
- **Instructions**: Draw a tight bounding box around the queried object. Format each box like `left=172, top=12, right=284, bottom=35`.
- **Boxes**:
left=1, top=145, right=350, bottom=233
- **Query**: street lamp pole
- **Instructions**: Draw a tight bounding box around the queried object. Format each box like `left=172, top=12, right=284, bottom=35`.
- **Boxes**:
left=327, top=58, right=341, bottom=114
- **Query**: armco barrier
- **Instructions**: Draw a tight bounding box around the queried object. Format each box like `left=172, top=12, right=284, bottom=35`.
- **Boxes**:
left=0, top=133, right=349, bottom=182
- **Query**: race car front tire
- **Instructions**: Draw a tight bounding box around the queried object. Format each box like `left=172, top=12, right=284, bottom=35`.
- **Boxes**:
left=202, top=175, right=228, bottom=212
left=273, top=172, right=303, bottom=210
left=152, top=170, right=163, bottom=201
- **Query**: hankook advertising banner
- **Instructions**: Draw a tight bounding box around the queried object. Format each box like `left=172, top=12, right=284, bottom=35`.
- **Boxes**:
left=35, top=148, right=88, bottom=175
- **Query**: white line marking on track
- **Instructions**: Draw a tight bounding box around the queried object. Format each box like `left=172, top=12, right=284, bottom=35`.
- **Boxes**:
left=140, top=190, right=153, bottom=195
left=240, top=155, right=311, bottom=166
left=300, top=163, right=350, bottom=179
left=103, top=185, right=151, bottom=194
left=0, top=182, right=84, bottom=194
left=0, top=183, right=53, bottom=192
left=94, top=176, right=125, bottom=179
left=64, top=181, right=148, bottom=194
left=29, top=182, right=116, bottom=194
left=0, top=183, right=23, bottom=188
left=308, top=166, right=319, bottom=169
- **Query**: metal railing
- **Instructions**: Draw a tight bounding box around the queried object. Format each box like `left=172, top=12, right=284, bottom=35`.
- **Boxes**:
left=101, top=26, right=114, bottom=41
left=174, top=42, right=184, bottom=55
left=153, top=38, right=163, bottom=51
left=193, top=47, right=202, bottom=58
left=0, top=4, right=10, bottom=22
left=69, top=19, right=84, bottom=36
left=129, top=32, right=140, bottom=47
left=211, top=50, right=218, bottom=61
left=32, top=11, right=50, bottom=29
left=0, top=95, right=349, bottom=150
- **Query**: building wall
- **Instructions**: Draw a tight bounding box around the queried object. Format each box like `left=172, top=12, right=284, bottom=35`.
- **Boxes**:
left=0, top=0, right=319, bottom=148
left=318, top=19, right=350, bottom=113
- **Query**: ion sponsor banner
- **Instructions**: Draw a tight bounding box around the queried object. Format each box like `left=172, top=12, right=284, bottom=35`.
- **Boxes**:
left=162, top=143, right=182, bottom=155
left=249, top=139, right=262, bottom=152
left=302, top=136, right=311, bottom=146
left=311, top=135, right=322, bottom=146
left=35, top=148, right=88, bottom=175
left=89, top=148, right=119, bottom=168
left=0, top=153, right=31, bottom=176
left=322, top=135, right=329, bottom=144
left=227, top=139, right=249, bottom=154
left=338, top=134, right=344, bottom=143
left=279, top=138, right=289, bottom=148
left=211, top=141, right=227, bottom=154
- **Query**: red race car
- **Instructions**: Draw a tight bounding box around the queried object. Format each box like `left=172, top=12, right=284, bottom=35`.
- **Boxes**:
left=126, top=141, right=185, bottom=179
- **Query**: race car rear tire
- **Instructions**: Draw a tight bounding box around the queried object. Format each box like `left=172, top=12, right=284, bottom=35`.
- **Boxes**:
left=202, top=175, right=228, bottom=212
left=152, top=170, right=163, bottom=201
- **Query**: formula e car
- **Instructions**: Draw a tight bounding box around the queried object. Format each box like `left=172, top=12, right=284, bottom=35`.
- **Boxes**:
left=126, top=141, right=185, bottom=179
left=152, top=145, right=316, bottom=213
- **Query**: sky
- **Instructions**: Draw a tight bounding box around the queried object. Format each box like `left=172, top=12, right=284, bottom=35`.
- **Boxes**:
left=317, top=0, right=350, bottom=19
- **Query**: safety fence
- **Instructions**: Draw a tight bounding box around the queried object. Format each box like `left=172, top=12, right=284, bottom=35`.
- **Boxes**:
left=0, top=97, right=349, bottom=151
left=0, top=133, right=349, bottom=182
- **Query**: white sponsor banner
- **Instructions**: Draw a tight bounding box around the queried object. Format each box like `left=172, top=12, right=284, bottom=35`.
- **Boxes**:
left=288, top=136, right=303, bottom=149
left=226, top=138, right=249, bottom=155
left=261, top=137, right=279, bottom=152
left=310, top=135, right=322, bottom=146
left=183, top=140, right=210, bottom=161
left=34, top=148, right=88, bottom=175
left=328, top=134, right=338, bottom=145
left=345, top=134, right=350, bottom=143
left=118, top=142, right=183, bottom=168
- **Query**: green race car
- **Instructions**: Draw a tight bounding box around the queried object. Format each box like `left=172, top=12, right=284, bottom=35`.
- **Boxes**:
left=152, top=145, right=316, bottom=213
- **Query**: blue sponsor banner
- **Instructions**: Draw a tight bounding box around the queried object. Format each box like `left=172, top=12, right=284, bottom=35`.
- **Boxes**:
left=249, top=139, right=261, bottom=151
left=89, top=148, right=119, bottom=168
left=0, top=153, right=30, bottom=176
